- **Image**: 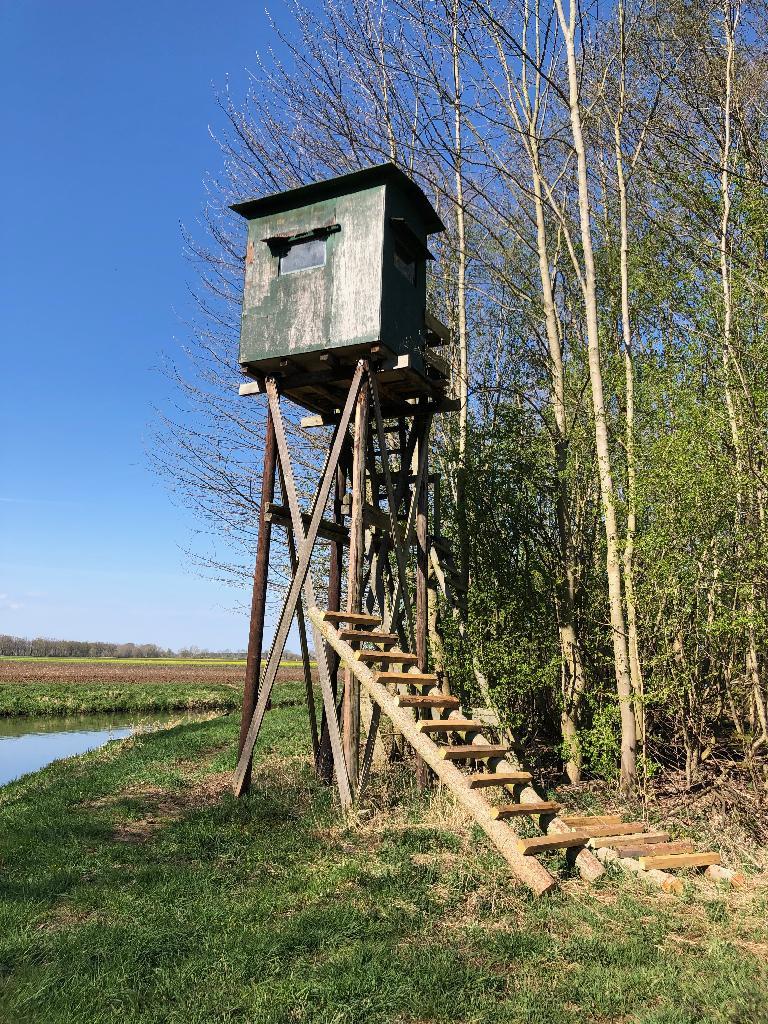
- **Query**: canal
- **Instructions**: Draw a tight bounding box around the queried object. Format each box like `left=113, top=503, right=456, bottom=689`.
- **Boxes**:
left=0, top=712, right=192, bottom=787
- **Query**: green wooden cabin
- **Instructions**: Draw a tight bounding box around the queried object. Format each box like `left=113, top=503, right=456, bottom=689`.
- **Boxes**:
left=232, top=164, right=447, bottom=403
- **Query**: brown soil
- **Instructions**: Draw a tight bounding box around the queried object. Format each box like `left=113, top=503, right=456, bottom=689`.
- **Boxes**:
left=110, top=773, right=232, bottom=843
left=0, top=660, right=314, bottom=687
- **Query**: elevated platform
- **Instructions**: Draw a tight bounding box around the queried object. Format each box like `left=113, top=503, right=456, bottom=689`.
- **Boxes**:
left=238, top=317, right=451, bottom=417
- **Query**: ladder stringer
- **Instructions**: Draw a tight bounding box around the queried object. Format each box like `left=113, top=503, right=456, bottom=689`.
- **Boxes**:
left=309, top=606, right=558, bottom=896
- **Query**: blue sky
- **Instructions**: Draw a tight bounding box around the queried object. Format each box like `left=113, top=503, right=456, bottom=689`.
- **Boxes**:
left=0, top=1, right=293, bottom=650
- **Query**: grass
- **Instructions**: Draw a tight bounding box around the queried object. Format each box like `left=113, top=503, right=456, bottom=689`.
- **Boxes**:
left=0, top=659, right=315, bottom=717
left=1, top=699, right=766, bottom=1023
left=0, top=682, right=242, bottom=717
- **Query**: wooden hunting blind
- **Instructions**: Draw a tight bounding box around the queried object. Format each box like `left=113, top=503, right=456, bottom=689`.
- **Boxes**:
left=229, top=166, right=721, bottom=897
left=232, top=163, right=449, bottom=413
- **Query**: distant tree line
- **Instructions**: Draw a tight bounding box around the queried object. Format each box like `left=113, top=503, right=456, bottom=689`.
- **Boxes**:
left=0, top=634, right=293, bottom=660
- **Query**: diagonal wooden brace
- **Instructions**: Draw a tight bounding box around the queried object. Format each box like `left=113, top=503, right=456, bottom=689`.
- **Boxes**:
left=232, top=364, right=365, bottom=801
left=266, top=375, right=360, bottom=808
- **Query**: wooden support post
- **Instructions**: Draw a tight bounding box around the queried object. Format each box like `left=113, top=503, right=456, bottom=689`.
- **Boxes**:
left=416, top=419, right=429, bottom=670
left=343, top=369, right=369, bottom=793
left=317, top=456, right=347, bottom=783
left=415, top=415, right=431, bottom=788
left=237, top=404, right=277, bottom=795
left=279, top=461, right=320, bottom=764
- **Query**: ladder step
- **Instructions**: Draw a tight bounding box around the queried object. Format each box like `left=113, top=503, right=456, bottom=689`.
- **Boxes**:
left=639, top=851, right=721, bottom=871
left=357, top=649, right=419, bottom=665
left=560, top=814, right=621, bottom=827
left=416, top=719, right=482, bottom=733
left=517, top=833, right=590, bottom=855
left=322, top=611, right=382, bottom=627
left=338, top=629, right=398, bottom=647
left=377, top=671, right=438, bottom=686
left=590, top=831, right=670, bottom=849
left=617, top=840, right=695, bottom=859
left=580, top=821, right=646, bottom=839
left=466, top=771, right=533, bottom=788
left=397, top=695, right=460, bottom=709
left=491, top=801, right=561, bottom=819
left=440, top=744, right=507, bottom=761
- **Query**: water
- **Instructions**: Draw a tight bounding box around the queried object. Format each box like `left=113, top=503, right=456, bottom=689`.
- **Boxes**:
left=0, top=712, right=189, bottom=787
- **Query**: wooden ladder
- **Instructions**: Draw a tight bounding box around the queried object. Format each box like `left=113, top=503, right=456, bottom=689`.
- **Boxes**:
left=311, top=608, right=610, bottom=896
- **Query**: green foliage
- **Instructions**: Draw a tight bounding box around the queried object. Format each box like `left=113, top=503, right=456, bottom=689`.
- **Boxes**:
left=579, top=699, right=622, bottom=782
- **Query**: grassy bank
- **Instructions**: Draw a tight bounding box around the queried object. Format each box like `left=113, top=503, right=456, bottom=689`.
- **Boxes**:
left=0, top=682, right=242, bottom=717
left=0, top=658, right=314, bottom=717
left=1, top=701, right=766, bottom=1023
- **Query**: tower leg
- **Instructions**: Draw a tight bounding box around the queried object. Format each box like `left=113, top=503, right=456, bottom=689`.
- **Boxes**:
left=237, top=405, right=277, bottom=795
left=415, top=414, right=431, bottom=788
left=343, top=371, right=370, bottom=793
left=416, top=424, right=429, bottom=670
left=317, top=455, right=347, bottom=783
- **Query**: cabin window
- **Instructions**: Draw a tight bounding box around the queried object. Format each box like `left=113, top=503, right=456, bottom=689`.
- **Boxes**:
left=280, top=237, right=326, bottom=275
left=393, top=240, right=416, bottom=285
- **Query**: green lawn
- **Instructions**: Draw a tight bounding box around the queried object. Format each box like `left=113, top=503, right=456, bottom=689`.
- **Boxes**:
left=1, top=700, right=766, bottom=1023
left=0, top=682, right=242, bottom=717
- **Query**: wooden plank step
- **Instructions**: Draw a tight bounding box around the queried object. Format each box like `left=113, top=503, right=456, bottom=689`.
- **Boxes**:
left=377, top=671, right=438, bottom=686
left=560, top=814, right=621, bottom=827
left=440, top=744, right=507, bottom=761
left=466, top=771, right=533, bottom=788
left=491, top=801, right=561, bottom=820
left=517, top=832, right=590, bottom=855
left=416, top=719, right=482, bottom=733
left=357, top=649, right=419, bottom=665
left=322, top=611, right=382, bottom=627
left=591, top=831, right=670, bottom=849
left=397, top=694, right=460, bottom=709
left=581, top=821, right=646, bottom=839
left=639, top=851, right=721, bottom=871
left=617, top=840, right=695, bottom=859
left=338, top=629, right=398, bottom=646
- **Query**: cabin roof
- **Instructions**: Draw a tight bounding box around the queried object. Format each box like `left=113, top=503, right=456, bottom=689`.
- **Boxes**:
left=230, top=162, right=445, bottom=234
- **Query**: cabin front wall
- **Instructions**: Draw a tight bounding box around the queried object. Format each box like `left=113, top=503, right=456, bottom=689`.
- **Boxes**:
left=238, top=187, right=385, bottom=369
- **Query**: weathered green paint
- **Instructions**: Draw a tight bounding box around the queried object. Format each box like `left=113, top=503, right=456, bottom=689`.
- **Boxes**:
left=232, top=164, right=444, bottom=374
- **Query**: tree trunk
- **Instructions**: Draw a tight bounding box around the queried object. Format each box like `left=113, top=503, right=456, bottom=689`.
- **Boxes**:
left=530, top=135, right=588, bottom=783
left=612, top=6, right=645, bottom=744
left=555, top=0, right=637, bottom=789
left=452, top=1, right=470, bottom=610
